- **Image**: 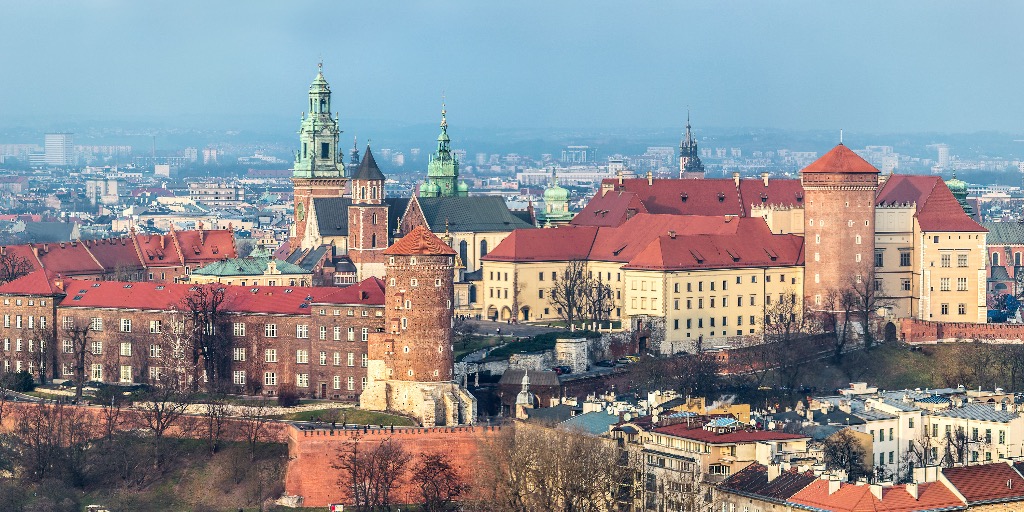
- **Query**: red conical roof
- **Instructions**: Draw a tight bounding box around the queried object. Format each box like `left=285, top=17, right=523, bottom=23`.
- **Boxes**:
left=384, top=226, right=456, bottom=256
left=801, top=144, right=880, bottom=174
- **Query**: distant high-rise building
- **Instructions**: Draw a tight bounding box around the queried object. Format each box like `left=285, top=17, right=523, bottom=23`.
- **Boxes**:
left=679, top=113, right=705, bottom=179
left=937, top=144, right=950, bottom=168
left=561, top=146, right=593, bottom=164
left=44, top=133, right=74, bottom=167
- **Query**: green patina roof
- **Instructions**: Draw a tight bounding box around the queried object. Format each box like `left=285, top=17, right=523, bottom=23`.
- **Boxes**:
left=983, top=221, right=1024, bottom=245
left=193, top=257, right=308, bottom=277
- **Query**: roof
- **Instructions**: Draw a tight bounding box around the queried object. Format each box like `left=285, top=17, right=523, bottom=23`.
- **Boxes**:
left=932, top=403, right=1017, bottom=423
left=499, top=369, right=561, bottom=387
left=984, top=221, right=1024, bottom=245
left=652, top=423, right=808, bottom=444
left=312, top=197, right=351, bottom=236
left=800, top=144, right=880, bottom=174
left=34, top=241, right=104, bottom=274
left=524, top=404, right=576, bottom=424
left=876, top=175, right=986, bottom=232
left=481, top=225, right=597, bottom=262
left=384, top=226, right=456, bottom=256
left=81, top=237, right=144, bottom=270
left=57, top=277, right=384, bottom=315
left=192, top=257, right=308, bottom=277
left=559, top=411, right=621, bottom=436
left=0, top=270, right=62, bottom=296
left=173, top=228, right=237, bottom=265
left=413, top=196, right=535, bottom=233
left=285, top=244, right=331, bottom=272
left=942, top=462, right=1024, bottom=504
left=352, top=146, right=385, bottom=181
left=23, top=222, right=77, bottom=243
left=718, top=463, right=817, bottom=503
left=789, top=480, right=964, bottom=512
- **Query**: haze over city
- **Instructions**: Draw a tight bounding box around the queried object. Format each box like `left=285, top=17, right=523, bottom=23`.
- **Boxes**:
left=2, top=1, right=1023, bottom=136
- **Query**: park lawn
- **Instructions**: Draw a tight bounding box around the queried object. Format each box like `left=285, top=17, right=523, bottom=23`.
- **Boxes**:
left=272, top=407, right=416, bottom=426
left=454, top=335, right=504, bottom=362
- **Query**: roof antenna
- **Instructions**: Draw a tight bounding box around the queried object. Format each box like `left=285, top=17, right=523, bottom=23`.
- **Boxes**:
left=840, top=129, right=844, bottom=145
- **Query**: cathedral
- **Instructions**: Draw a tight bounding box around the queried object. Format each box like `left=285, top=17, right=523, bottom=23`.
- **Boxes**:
left=679, top=113, right=705, bottom=179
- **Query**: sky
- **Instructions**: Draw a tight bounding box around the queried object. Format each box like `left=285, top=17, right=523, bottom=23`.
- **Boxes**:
left=1, top=1, right=1022, bottom=134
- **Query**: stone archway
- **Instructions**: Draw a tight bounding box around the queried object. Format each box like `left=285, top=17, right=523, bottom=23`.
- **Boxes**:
left=500, top=306, right=512, bottom=321
left=520, top=306, right=530, bottom=321
left=884, top=322, right=897, bottom=343
left=486, top=306, right=498, bottom=321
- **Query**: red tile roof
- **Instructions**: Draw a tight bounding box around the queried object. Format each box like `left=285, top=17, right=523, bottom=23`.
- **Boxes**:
left=133, top=233, right=183, bottom=266
left=737, top=178, right=805, bottom=216
left=651, top=422, right=807, bottom=444
left=81, top=237, right=144, bottom=270
left=384, top=225, right=457, bottom=256
left=718, top=463, right=817, bottom=502
left=173, top=228, right=237, bottom=265
left=480, top=226, right=598, bottom=262
left=801, top=144, right=880, bottom=174
left=57, top=277, right=384, bottom=315
left=34, top=241, right=104, bottom=275
left=571, top=191, right=650, bottom=227
left=0, top=270, right=62, bottom=296
left=0, top=245, right=43, bottom=273
left=942, top=462, right=1024, bottom=504
left=789, top=479, right=964, bottom=512
left=573, top=179, right=744, bottom=226
left=876, top=175, right=986, bottom=232
left=623, top=218, right=804, bottom=271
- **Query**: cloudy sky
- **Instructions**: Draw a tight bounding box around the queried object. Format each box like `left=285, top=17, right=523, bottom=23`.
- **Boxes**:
left=1, top=1, right=1021, bottom=133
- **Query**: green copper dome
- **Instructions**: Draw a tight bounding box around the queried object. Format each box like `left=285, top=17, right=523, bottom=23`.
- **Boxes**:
left=544, top=182, right=569, bottom=203
left=420, top=181, right=441, bottom=196
left=946, top=173, right=967, bottom=195
left=457, top=180, right=469, bottom=193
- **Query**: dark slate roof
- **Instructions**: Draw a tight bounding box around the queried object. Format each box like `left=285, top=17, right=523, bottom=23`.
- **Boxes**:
left=510, top=209, right=535, bottom=226
left=984, top=221, right=1024, bottom=245
left=353, top=146, right=386, bottom=181
left=499, top=369, right=561, bottom=387
left=718, top=463, right=816, bottom=503
left=559, top=411, right=620, bottom=436
left=24, top=222, right=75, bottom=243
left=463, top=269, right=483, bottom=281
left=991, top=265, right=1011, bottom=281
left=311, top=197, right=408, bottom=237
left=416, top=196, right=536, bottom=233
left=387, top=197, right=409, bottom=232
left=524, top=404, right=576, bottom=424
left=285, top=244, right=331, bottom=272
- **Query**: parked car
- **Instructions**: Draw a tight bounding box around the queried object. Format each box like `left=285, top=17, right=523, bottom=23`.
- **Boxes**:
left=552, top=365, right=572, bottom=375
left=595, top=360, right=616, bottom=368
left=616, top=357, right=633, bottom=365
left=623, top=355, right=641, bottom=363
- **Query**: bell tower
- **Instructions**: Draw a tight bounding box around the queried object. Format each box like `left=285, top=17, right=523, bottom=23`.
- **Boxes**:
left=290, top=63, right=347, bottom=248
left=419, top=104, right=468, bottom=198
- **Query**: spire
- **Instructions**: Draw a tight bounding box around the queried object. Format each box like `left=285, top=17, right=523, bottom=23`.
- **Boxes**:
left=354, top=144, right=386, bottom=181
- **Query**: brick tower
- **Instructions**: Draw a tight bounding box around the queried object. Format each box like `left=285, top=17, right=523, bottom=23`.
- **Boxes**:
left=348, top=145, right=389, bottom=280
left=360, top=226, right=477, bottom=426
left=802, top=144, right=880, bottom=309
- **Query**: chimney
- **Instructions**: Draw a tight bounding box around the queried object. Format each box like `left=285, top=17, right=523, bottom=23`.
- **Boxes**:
left=905, top=482, right=919, bottom=500
left=762, top=172, right=770, bottom=186
left=870, top=483, right=883, bottom=500
left=646, top=171, right=653, bottom=186
left=617, top=170, right=623, bottom=185
left=733, top=172, right=740, bottom=187
left=53, top=276, right=64, bottom=292
left=828, top=479, right=841, bottom=495
left=767, top=464, right=782, bottom=482
left=160, top=235, right=166, bottom=250
left=668, top=230, right=676, bottom=239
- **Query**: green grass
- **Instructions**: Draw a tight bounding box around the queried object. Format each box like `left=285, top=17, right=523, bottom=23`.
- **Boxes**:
left=454, top=335, right=504, bottom=361
left=483, top=330, right=601, bottom=361
left=271, top=407, right=416, bottom=426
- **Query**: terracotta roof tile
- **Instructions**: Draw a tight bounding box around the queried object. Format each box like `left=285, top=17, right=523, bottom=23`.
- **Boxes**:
left=0, top=270, right=62, bottom=296
left=801, top=144, right=880, bottom=174
left=384, top=226, right=456, bottom=256
left=876, top=175, right=986, bottom=232
left=718, top=463, right=816, bottom=502
left=942, top=462, right=1024, bottom=504
left=789, top=479, right=964, bottom=512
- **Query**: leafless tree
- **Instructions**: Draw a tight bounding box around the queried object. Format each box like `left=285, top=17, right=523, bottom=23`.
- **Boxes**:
left=822, top=428, right=871, bottom=482
left=941, top=426, right=970, bottom=467
left=30, top=323, right=58, bottom=384
left=334, top=434, right=412, bottom=512
left=761, top=290, right=817, bottom=393
left=202, top=394, right=230, bottom=454
left=0, top=251, right=33, bottom=285
left=179, top=284, right=231, bottom=391
left=133, top=373, right=194, bottom=470
left=584, top=279, right=614, bottom=325
left=411, top=452, right=471, bottom=512
left=108, top=262, right=143, bottom=282
left=548, top=259, right=590, bottom=327
left=848, top=277, right=893, bottom=349
left=820, top=287, right=858, bottom=364
left=238, top=400, right=273, bottom=461
left=14, top=400, right=91, bottom=485
left=62, top=317, right=92, bottom=402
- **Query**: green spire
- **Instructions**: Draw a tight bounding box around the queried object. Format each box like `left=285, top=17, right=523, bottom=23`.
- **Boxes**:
left=420, top=101, right=465, bottom=197
left=293, top=63, right=344, bottom=179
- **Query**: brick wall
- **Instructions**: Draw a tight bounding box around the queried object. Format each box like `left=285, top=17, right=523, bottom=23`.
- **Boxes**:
left=900, top=317, right=1024, bottom=343
left=284, top=424, right=500, bottom=507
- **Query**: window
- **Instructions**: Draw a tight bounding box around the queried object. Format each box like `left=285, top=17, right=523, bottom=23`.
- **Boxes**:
left=940, top=278, right=950, bottom=291
left=264, top=372, right=277, bottom=386
left=901, top=279, right=911, bottom=291
left=91, top=364, right=103, bottom=381
left=958, top=303, right=966, bottom=315
left=63, top=339, right=73, bottom=353
left=320, top=326, right=327, bottom=340
left=233, top=322, right=246, bottom=337
left=909, top=418, right=915, bottom=428
left=150, top=344, right=162, bottom=358
left=875, top=251, right=884, bottom=267
left=233, top=347, right=246, bottom=361
left=941, top=303, right=949, bottom=315
left=120, top=365, right=133, bottom=383
left=120, top=318, right=132, bottom=332
left=361, top=353, right=368, bottom=367
left=347, top=376, right=355, bottom=390
left=958, top=253, right=969, bottom=267
left=941, top=254, right=951, bottom=267
left=90, top=317, right=103, bottom=331
left=1000, top=430, right=1006, bottom=444
left=900, top=251, right=911, bottom=267
left=120, top=342, right=132, bottom=357
left=361, top=328, right=369, bottom=341
left=264, top=324, right=277, bottom=337
left=347, top=352, right=355, bottom=367
left=874, top=279, right=882, bottom=292
left=957, top=277, right=968, bottom=291
left=334, top=326, right=341, bottom=341
left=265, top=349, right=277, bottom=363
left=333, top=352, right=341, bottom=366
left=91, top=341, right=103, bottom=355
left=333, top=375, right=341, bottom=389
left=347, top=327, right=355, bottom=341
left=63, top=317, right=74, bottom=330
left=149, top=320, right=162, bottom=333
left=296, top=373, right=309, bottom=387
left=319, top=351, right=327, bottom=365
left=233, top=371, right=246, bottom=385
left=296, top=324, right=309, bottom=338
left=296, top=349, right=309, bottom=364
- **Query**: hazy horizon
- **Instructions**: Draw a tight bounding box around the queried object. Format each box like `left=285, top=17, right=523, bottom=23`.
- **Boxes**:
left=1, top=1, right=1022, bottom=135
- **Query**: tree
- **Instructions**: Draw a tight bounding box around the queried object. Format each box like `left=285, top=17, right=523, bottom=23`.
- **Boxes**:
left=62, top=318, right=92, bottom=403
left=548, top=260, right=589, bottom=327
left=583, top=279, right=614, bottom=325
left=822, top=428, right=871, bottom=482
left=14, top=401, right=91, bottom=485
left=761, top=290, right=817, bottom=393
left=452, top=316, right=477, bottom=352
left=411, top=452, right=471, bottom=512
left=30, top=323, right=58, bottom=384
left=238, top=400, right=272, bottom=461
left=133, top=374, right=194, bottom=470
left=201, top=394, right=230, bottom=454
left=941, top=426, right=970, bottom=467
left=820, top=287, right=858, bottom=364
left=335, top=435, right=412, bottom=512
left=848, top=277, right=893, bottom=349
left=179, top=284, right=230, bottom=391
left=276, top=383, right=300, bottom=407
left=0, top=251, right=32, bottom=285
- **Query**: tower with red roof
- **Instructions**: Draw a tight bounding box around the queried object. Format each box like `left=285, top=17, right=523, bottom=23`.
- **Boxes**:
left=801, top=144, right=880, bottom=308
left=347, top=145, right=389, bottom=280
left=360, top=226, right=476, bottom=426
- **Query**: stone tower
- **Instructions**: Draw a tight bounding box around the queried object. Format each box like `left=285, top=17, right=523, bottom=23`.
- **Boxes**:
left=291, top=64, right=346, bottom=248
left=679, top=112, right=705, bottom=179
left=361, top=226, right=477, bottom=426
left=348, top=145, right=389, bottom=280
left=802, top=144, right=880, bottom=309
left=418, top=104, right=469, bottom=198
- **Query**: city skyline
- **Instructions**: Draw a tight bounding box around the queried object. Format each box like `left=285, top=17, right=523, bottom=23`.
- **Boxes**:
left=1, top=1, right=1022, bottom=135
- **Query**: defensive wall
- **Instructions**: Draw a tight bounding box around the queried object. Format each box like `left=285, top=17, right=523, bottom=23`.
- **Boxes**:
left=900, top=318, right=1024, bottom=344
left=284, top=424, right=501, bottom=507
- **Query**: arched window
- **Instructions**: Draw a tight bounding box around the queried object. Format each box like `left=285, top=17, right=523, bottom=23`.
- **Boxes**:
left=1016, top=252, right=1021, bottom=266
left=371, top=233, right=377, bottom=248
left=993, top=252, right=1000, bottom=266
left=371, top=187, right=376, bottom=199
left=459, top=240, right=468, bottom=266
left=480, top=240, right=488, bottom=258
left=360, top=187, right=366, bottom=200
left=372, top=212, right=377, bottom=225
left=468, top=284, right=477, bottom=303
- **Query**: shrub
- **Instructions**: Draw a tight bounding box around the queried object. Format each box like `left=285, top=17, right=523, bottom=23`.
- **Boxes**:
left=2, top=370, right=36, bottom=392
left=276, top=383, right=300, bottom=407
